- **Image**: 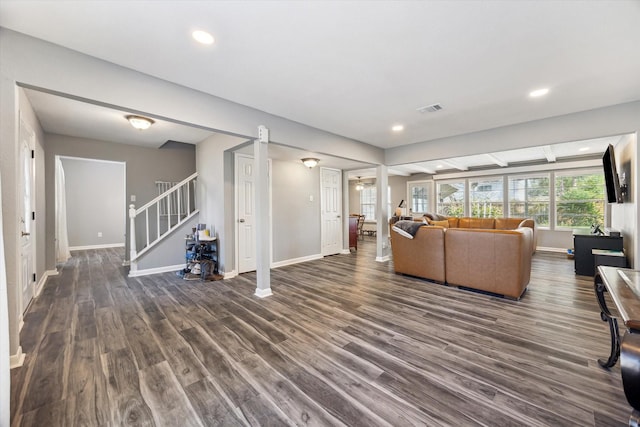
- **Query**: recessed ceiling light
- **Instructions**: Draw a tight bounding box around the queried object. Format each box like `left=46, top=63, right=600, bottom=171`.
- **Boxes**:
left=529, top=88, right=549, bottom=98
left=579, top=147, right=590, bottom=152
left=192, top=30, right=215, bottom=45
left=436, top=164, right=443, bottom=169
left=392, top=124, right=404, bottom=132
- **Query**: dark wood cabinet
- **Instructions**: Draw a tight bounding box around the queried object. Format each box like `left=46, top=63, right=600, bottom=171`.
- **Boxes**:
left=573, top=232, right=623, bottom=276
left=349, top=216, right=358, bottom=250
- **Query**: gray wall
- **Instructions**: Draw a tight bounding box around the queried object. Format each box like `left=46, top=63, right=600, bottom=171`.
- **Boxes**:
left=136, top=214, right=199, bottom=271
left=272, top=159, right=321, bottom=262
left=61, top=157, right=125, bottom=248
left=45, top=134, right=196, bottom=268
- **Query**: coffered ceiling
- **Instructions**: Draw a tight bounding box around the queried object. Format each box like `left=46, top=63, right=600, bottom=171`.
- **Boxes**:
left=2, top=1, right=639, bottom=149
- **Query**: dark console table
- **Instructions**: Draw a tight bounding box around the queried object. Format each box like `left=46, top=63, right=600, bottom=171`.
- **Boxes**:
left=594, top=266, right=640, bottom=425
left=574, top=231, right=623, bottom=276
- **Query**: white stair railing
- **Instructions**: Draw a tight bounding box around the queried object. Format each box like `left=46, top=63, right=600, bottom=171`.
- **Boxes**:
left=129, top=172, right=198, bottom=273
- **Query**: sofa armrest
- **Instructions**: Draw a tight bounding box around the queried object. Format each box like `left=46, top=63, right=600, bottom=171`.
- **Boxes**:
left=390, top=225, right=446, bottom=283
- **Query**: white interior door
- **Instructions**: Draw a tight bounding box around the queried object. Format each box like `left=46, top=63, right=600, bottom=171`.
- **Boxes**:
left=321, top=167, right=342, bottom=256
left=19, top=116, right=35, bottom=314
left=236, top=155, right=256, bottom=273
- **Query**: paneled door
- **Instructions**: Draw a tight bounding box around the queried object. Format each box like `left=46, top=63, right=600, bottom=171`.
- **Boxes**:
left=236, top=154, right=256, bottom=273
left=321, top=167, right=342, bottom=256
left=19, top=115, right=35, bottom=314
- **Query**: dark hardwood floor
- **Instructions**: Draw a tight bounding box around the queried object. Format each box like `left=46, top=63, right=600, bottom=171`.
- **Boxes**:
left=10, top=237, right=630, bottom=426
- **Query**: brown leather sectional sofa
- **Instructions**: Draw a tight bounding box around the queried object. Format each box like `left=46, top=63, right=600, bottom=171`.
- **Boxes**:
left=389, top=217, right=534, bottom=299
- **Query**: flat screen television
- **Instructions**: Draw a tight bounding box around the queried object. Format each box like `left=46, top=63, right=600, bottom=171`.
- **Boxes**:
left=603, top=144, right=623, bottom=203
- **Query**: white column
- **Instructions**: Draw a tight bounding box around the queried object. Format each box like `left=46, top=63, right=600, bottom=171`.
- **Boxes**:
left=341, top=173, right=351, bottom=254
left=128, top=204, right=137, bottom=272
left=254, top=126, right=272, bottom=297
left=376, top=165, right=391, bottom=262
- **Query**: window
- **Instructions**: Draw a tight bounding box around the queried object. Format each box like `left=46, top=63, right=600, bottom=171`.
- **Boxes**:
left=359, top=186, right=392, bottom=220
left=437, top=180, right=465, bottom=216
left=508, top=174, right=550, bottom=226
left=555, top=170, right=605, bottom=229
left=408, top=181, right=429, bottom=214
left=470, top=177, right=503, bottom=218
left=360, top=186, right=376, bottom=220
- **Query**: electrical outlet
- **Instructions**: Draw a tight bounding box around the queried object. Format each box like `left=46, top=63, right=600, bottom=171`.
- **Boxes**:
left=98, top=232, right=103, bottom=238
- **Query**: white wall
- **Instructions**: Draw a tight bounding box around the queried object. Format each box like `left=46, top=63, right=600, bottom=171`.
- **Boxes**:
left=61, top=157, right=125, bottom=248
left=0, top=169, right=10, bottom=427
left=612, top=133, right=638, bottom=268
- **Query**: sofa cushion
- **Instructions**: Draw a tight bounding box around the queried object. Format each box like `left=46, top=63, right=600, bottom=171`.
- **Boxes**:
left=429, top=219, right=449, bottom=228
left=447, top=217, right=459, bottom=228
left=458, top=217, right=495, bottom=229
left=495, top=218, right=524, bottom=230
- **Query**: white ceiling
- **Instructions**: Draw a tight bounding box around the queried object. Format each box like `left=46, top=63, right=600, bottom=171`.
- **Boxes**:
left=2, top=1, right=639, bottom=149
left=23, top=89, right=216, bottom=148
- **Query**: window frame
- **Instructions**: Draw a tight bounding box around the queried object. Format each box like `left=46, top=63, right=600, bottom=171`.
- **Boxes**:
left=507, top=172, right=551, bottom=228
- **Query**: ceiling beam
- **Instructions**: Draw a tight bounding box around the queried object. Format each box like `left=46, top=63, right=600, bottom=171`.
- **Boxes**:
left=410, top=164, right=437, bottom=175
left=439, top=159, right=468, bottom=171
left=485, top=153, right=508, bottom=167
left=542, top=145, right=556, bottom=162
left=387, top=168, right=411, bottom=177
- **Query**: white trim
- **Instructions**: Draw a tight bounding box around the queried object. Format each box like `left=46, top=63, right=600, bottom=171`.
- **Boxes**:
left=70, top=243, right=125, bottom=251
left=340, top=249, right=351, bottom=254
left=10, top=346, right=25, bottom=369
left=122, top=260, right=130, bottom=267
left=35, top=269, right=58, bottom=297
left=254, top=287, right=273, bottom=298
left=536, top=246, right=569, bottom=253
left=271, top=254, right=322, bottom=269
left=376, top=255, right=391, bottom=262
left=223, top=270, right=238, bottom=279
left=128, top=263, right=184, bottom=277
left=18, top=317, right=24, bottom=332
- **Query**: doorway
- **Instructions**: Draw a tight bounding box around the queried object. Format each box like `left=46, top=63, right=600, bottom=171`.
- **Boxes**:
left=321, top=167, right=343, bottom=256
left=19, top=115, right=36, bottom=315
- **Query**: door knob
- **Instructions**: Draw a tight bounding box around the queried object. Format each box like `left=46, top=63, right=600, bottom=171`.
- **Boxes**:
left=239, top=219, right=245, bottom=223
left=21, top=231, right=30, bottom=237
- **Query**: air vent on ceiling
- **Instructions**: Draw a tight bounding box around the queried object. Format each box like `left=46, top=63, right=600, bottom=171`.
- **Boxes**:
left=417, top=103, right=443, bottom=113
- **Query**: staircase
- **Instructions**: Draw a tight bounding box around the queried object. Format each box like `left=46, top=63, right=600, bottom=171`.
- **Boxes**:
left=128, top=172, right=198, bottom=274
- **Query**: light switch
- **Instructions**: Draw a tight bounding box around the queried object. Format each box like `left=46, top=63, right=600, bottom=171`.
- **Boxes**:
left=309, top=195, right=314, bottom=202
left=131, top=195, right=136, bottom=202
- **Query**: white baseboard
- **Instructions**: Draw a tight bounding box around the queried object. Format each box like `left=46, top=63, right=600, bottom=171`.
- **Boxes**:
left=223, top=270, right=237, bottom=279
left=254, top=287, right=273, bottom=298
left=128, top=263, right=184, bottom=277
left=376, top=255, right=391, bottom=262
left=70, top=243, right=125, bottom=251
left=10, top=346, right=25, bottom=369
left=271, top=254, right=323, bottom=269
left=340, top=249, right=351, bottom=254
left=35, top=269, right=58, bottom=297
left=536, top=246, right=568, bottom=253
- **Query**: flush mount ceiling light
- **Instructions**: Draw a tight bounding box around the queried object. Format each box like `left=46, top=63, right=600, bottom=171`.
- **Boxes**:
left=301, top=158, right=320, bottom=168
left=192, top=30, right=215, bottom=45
left=579, top=147, right=590, bottom=152
left=126, top=115, right=155, bottom=130
left=392, top=124, right=404, bottom=132
left=529, top=88, right=549, bottom=98
left=355, top=176, right=364, bottom=191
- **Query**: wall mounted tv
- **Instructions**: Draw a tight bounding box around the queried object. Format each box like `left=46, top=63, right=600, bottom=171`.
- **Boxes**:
left=603, top=144, right=623, bottom=203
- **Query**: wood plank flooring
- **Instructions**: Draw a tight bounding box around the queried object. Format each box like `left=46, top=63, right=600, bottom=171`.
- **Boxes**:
left=10, top=238, right=630, bottom=426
